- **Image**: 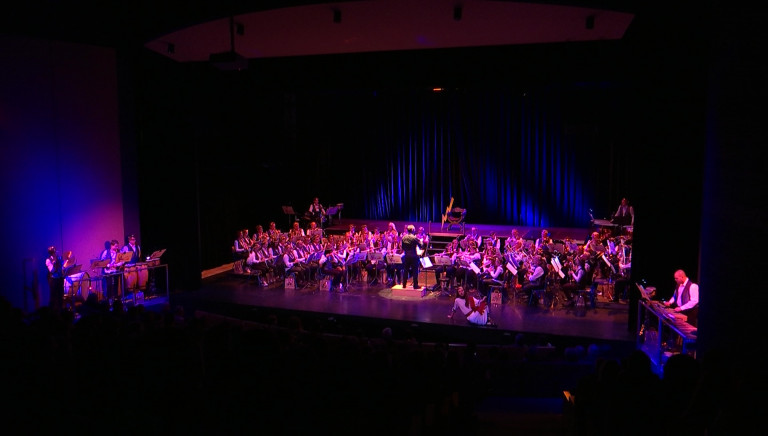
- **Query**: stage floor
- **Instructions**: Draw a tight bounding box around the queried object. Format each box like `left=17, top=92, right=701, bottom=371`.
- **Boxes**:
left=170, top=270, right=636, bottom=348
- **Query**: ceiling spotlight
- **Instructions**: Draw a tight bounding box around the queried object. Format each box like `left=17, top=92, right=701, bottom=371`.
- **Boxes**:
left=166, top=43, right=175, bottom=55
left=333, top=9, right=342, bottom=24
left=235, top=22, right=245, bottom=36
left=453, top=5, right=463, bottom=21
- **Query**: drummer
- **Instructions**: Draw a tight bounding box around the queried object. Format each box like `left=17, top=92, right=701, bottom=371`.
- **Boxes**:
left=121, top=234, right=142, bottom=265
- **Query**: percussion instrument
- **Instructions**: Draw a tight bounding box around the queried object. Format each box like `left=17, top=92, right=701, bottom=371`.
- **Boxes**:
left=64, top=271, right=90, bottom=298
left=124, top=264, right=149, bottom=291
left=63, top=251, right=76, bottom=269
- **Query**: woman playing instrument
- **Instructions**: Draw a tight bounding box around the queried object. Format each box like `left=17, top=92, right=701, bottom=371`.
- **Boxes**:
left=448, top=286, right=494, bottom=326
left=456, top=239, right=482, bottom=290
left=433, top=238, right=459, bottom=287
left=478, top=255, right=505, bottom=305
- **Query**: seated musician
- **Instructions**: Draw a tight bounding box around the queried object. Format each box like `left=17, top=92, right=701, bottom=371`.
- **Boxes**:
left=283, top=241, right=309, bottom=287
left=448, top=286, right=493, bottom=327
left=345, top=224, right=357, bottom=245
left=364, top=237, right=387, bottom=285
left=478, top=255, right=505, bottom=305
left=415, top=226, right=430, bottom=252
left=562, top=256, right=590, bottom=306
left=303, top=236, right=324, bottom=281
left=344, top=241, right=366, bottom=282
left=267, top=221, right=281, bottom=241
left=384, top=233, right=404, bottom=286
left=506, top=229, right=524, bottom=252
left=385, top=222, right=400, bottom=241
left=467, top=227, right=482, bottom=247
left=456, top=239, right=482, bottom=290
left=535, top=229, right=554, bottom=263
left=234, top=230, right=249, bottom=259
left=663, top=269, right=699, bottom=327
left=289, top=221, right=305, bottom=240
left=483, top=237, right=501, bottom=260
left=486, top=231, right=501, bottom=250
left=322, top=249, right=346, bottom=292
left=433, top=238, right=459, bottom=290
left=521, top=256, right=547, bottom=301
left=246, top=242, right=271, bottom=286
left=307, top=221, right=323, bottom=239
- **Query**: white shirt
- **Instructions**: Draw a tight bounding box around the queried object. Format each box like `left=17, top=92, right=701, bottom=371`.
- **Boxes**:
left=666, top=279, right=699, bottom=311
left=451, top=296, right=488, bottom=326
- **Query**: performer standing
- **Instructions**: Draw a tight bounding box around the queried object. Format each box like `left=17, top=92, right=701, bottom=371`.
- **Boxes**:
left=100, top=239, right=123, bottom=301
left=613, top=197, right=635, bottom=226
left=663, top=269, right=699, bottom=327
left=308, top=197, right=326, bottom=227
left=45, top=246, right=64, bottom=312
left=400, top=224, right=424, bottom=289
left=121, top=234, right=142, bottom=265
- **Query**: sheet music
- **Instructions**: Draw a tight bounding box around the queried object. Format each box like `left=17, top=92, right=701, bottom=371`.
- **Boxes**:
left=506, top=262, right=518, bottom=275
left=420, top=257, right=433, bottom=269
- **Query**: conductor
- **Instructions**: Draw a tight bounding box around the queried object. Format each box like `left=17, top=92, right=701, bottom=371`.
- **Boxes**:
left=400, top=224, right=424, bottom=289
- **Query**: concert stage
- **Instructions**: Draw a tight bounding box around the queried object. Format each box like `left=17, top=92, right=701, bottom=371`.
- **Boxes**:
left=171, top=268, right=636, bottom=350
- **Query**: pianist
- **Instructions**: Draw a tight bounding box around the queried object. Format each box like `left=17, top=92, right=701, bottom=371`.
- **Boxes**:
left=663, top=269, right=699, bottom=327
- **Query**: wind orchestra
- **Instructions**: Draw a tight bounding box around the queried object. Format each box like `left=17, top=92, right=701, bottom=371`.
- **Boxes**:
left=232, top=217, right=633, bottom=308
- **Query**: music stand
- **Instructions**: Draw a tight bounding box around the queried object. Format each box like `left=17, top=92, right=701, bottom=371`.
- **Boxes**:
left=65, top=264, right=82, bottom=276
left=420, top=256, right=433, bottom=269
left=433, top=256, right=452, bottom=266
left=117, top=252, right=134, bottom=263
left=506, top=262, right=518, bottom=275
left=368, top=252, right=384, bottom=262
left=636, top=282, right=655, bottom=301
left=282, top=206, right=297, bottom=227
left=89, top=259, right=110, bottom=273
left=150, top=249, right=166, bottom=260
left=386, top=254, right=403, bottom=264
left=326, top=206, right=339, bottom=226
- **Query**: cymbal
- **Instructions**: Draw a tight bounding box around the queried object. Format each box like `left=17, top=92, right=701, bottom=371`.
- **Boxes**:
left=63, top=251, right=75, bottom=268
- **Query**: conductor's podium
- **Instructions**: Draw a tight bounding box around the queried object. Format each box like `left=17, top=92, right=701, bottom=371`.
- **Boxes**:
left=390, top=284, right=428, bottom=298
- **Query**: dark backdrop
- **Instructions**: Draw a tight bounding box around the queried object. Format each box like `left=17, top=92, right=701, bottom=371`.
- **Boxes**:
left=129, top=40, right=658, bottom=287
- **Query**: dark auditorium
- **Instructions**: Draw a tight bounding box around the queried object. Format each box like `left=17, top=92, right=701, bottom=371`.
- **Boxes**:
left=1, top=1, right=764, bottom=434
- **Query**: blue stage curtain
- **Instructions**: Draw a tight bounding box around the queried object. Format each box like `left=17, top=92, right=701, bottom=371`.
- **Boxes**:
left=359, top=86, right=631, bottom=227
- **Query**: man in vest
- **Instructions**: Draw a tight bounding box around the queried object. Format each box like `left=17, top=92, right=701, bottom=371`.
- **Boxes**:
left=664, top=269, right=700, bottom=326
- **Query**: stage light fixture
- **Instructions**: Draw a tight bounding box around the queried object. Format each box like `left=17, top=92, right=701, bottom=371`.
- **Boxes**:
left=166, top=43, right=175, bottom=55
left=333, top=9, right=342, bottom=23
left=235, top=22, right=244, bottom=36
